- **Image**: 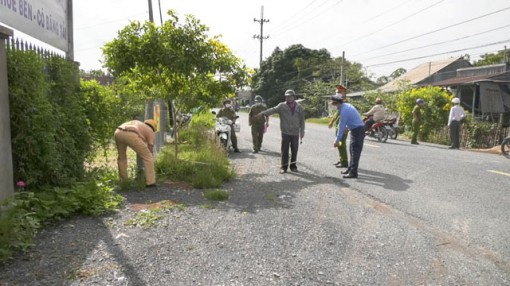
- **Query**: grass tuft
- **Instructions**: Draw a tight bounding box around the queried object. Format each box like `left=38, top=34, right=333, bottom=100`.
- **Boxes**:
left=202, top=189, right=229, bottom=201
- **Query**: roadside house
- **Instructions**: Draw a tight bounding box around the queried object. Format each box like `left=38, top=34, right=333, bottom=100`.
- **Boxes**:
left=432, top=63, right=510, bottom=126
left=379, top=57, right=472, bottom=93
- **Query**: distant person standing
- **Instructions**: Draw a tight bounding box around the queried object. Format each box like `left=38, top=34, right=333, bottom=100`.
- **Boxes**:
left=248, top=95, right=268, bottom=153
left=114, top=119, right=157, bottom=187
left=328, top=85, right=349, bottom=168
left=331, top=94, right=365, bottom=179
left=216, top=98, right=240, bottom=153
left=448, top=97, right=466, bottom=149
left=255, top=89, right=305, bottom=174
left=411, top=98, right=424, bottom=145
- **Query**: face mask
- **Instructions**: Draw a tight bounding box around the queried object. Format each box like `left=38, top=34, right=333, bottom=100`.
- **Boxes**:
left=225, top=104, right=232, bottom=108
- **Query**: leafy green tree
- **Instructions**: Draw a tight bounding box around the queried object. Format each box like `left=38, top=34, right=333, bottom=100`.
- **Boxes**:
left=103, top=11, right=248, bottom=109
left=300, top=80, right=332, bottom=118
left=252, top=44, right=376, bottom=108
left=102, top=10, right=249, bottom=154
left=473, top=49, right=509, bottom=66
left=390, top=68, right=407, bottom=79
left=397, top=86, right=451, bottom=140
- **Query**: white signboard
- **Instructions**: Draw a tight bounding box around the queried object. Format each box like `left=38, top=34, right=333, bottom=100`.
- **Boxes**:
left=0, top=0, right=68, bottom=51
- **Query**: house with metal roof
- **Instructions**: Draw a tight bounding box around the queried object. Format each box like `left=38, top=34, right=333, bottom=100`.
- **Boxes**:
left=378, top=57, right=472, bottom=92
left=432, top=63, right=510, bottom=125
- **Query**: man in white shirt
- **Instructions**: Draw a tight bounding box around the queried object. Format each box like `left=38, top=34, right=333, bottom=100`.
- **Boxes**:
left=448, top=97, right=466, bottom=149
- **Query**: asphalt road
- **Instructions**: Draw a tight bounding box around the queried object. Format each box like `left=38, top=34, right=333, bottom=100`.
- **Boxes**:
left=233, top=111, right=510, bottom=284
left=1, top=111, right=509, bottom=285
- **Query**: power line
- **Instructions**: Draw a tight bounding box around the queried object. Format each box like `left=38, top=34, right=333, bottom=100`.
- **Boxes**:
left=356, top=5, right=510, bottom=57
left=270, top=0, right=320, bottom=35
left=342, top=0, right=444, bottom=46
left=361, top=23, right=510, bottom=62
left=365, top=39, right=510, bottom=68
left=271, top=0, right=341, bottom=37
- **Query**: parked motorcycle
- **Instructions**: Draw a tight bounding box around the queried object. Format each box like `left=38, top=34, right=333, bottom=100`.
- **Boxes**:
left=501, top=135, right=510, bottom=159
left=383, top=117, right=400, bottom=140
left=363, top=116, right=388, bottom=143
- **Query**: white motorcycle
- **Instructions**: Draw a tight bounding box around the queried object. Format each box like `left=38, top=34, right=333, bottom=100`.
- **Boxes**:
left=215, top=116, right=234, bottom=150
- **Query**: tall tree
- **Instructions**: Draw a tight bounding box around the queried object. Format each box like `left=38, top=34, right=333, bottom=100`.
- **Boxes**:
left=252, top=44, right=375, bottom=108
left=102, top=10, right=249, bottom=154
left=473, top=49, right=510, bottom=66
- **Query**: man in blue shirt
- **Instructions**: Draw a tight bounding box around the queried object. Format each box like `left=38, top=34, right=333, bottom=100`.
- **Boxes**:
left=331, top=94, right=365, bottom=178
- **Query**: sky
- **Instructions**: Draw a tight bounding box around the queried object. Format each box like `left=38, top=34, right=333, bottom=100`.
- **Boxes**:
left=15, top=0, right=510, bottom=80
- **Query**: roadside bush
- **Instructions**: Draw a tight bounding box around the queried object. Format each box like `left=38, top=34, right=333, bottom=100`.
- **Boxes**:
left=0, top=168, right=123, bottom=263
left=8, top=50, right=68, bottom=187
left=397, top=86, right=451, bottom=141
left=463, top=120, right=500, bottom=148
left=156, top=126, right=234, bottom=188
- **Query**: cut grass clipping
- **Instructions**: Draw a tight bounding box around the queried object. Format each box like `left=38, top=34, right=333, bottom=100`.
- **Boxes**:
left=203, top=189, right=229, bottom=201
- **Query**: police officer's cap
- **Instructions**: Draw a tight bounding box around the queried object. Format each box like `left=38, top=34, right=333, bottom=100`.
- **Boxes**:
left=330, top=94, right=344, bottom=103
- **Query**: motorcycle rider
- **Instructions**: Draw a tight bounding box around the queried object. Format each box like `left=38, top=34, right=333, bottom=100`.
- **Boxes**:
left=363, top=98, right=386, bottom=132
left=216, top=98, right=240, bottom=152
left=248, top=95, right=268, bottom=153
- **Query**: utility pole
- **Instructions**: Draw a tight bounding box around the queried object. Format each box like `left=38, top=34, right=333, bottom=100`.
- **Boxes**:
left=339, top=51, right=345, bottom=86
left=148, top=0, right=154, bottom=23
left=158, top=0, right=163, bottom=25
left=253, top=6, right=269, bottom=68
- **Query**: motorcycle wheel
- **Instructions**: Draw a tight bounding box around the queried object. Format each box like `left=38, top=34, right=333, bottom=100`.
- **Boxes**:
left=502, top=138, right=510, bottom=159
left=377, top=126, right=389, bottom=143
left=220, top=137, right=228, bottom=149
left=390, top=127, right=398, bottom=139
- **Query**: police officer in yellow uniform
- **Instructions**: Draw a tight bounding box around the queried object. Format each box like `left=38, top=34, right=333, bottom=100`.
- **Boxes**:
left=248, top=95, right=268, bottom=153
left=216, top=98, right=240, bottom=152
left=114, top=119, right=157, bottom=187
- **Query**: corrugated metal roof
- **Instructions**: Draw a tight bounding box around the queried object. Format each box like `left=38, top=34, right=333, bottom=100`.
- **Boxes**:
left=433, top=70, right=510, bottom=86
left=378, top=57, right=464, bottom=92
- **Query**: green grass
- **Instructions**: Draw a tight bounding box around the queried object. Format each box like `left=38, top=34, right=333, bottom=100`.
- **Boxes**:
left=306, top=117, right=331, bottom=125
left=156, top=127, right=234, bottom=188
left=202, top=189, right=229, bottom=201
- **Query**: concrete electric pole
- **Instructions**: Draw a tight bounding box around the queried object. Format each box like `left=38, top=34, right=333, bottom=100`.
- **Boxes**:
left=253, top=6, right=269, bottom=68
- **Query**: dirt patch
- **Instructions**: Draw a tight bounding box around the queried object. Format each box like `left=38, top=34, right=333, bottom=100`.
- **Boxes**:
left=468, top=145, right=502, bottom=155
left=128, top=199, right=178, bottom=212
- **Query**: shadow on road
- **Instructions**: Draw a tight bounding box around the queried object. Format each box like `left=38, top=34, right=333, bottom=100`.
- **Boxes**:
left=357, top=168, right=412, bottom=191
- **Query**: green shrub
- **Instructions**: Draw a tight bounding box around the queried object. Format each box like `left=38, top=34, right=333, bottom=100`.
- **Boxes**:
left=0, top=169, right=123, bottom=263
left=397, top=86, right=451, bottom=141
left=156, top=127, right=233, bottom=188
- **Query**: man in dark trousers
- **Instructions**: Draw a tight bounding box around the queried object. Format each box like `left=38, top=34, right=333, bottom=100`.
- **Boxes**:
left=248, top=95, right=268, bottom=153
left=255, top=89, right=305, bottom=174
left=328, top=85, right=349, bottom=168
left=448, top=97, right=466, bottom=149
left=331, top=94, right=365, bottom=179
